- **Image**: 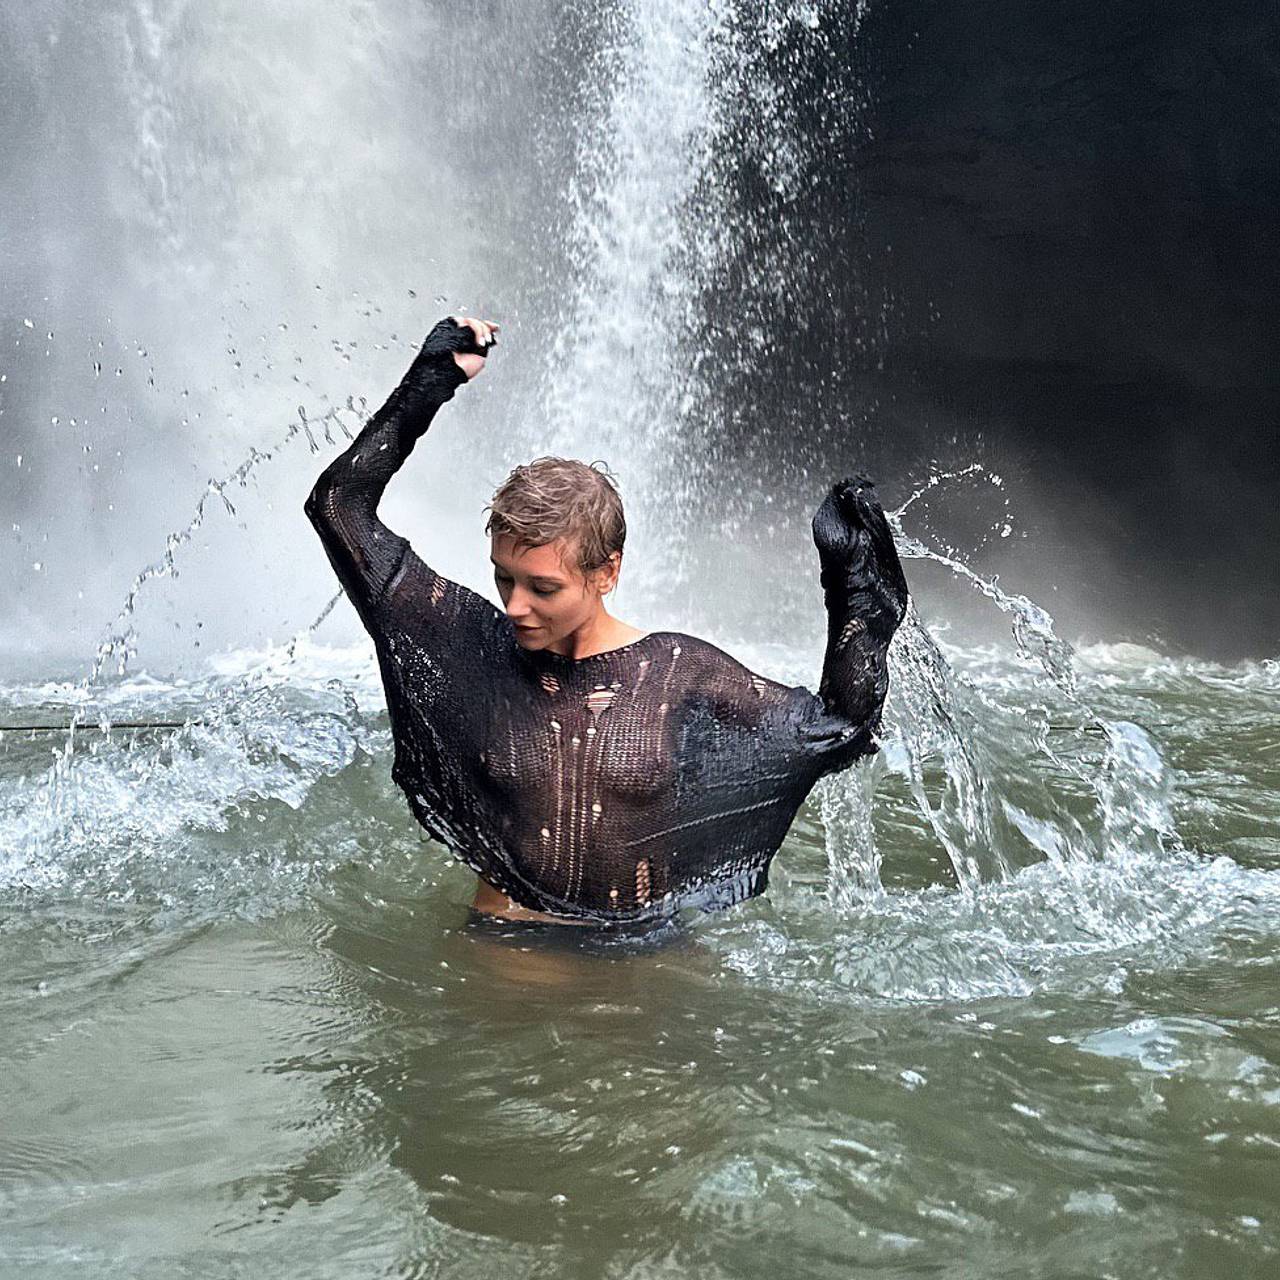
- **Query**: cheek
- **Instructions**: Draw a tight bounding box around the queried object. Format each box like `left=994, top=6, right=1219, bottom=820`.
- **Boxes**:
left=542, top=591, right=586, bottom=627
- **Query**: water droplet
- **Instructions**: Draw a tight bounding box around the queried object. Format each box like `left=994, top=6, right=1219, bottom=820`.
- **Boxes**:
left=22, top=318, right=33, bottom=329
left=50, top=416, right=59, bottom=425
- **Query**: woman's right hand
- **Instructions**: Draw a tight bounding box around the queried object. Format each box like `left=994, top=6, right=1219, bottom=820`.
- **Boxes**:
left=451, top=315, right=499, bottom=380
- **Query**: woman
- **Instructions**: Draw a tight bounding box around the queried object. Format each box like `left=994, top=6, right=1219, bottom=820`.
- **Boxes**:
left=305, top=315, right=908, bottom=926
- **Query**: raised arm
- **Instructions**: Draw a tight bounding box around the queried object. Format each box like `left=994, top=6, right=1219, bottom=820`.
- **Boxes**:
left=303, top=315, right=494, bottom=617
left=811, top=476, right=909, bottom=733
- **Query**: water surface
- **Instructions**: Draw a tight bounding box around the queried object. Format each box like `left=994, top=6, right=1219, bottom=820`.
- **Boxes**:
left=3, top=640, right=1277, bottom=1278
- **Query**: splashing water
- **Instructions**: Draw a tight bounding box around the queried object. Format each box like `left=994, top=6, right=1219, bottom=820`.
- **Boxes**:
left=819, top=465, right=1177, bottom=913
left=0, top=2, right=1250, bottom=994
left=7, top=381, right=366, bottom=883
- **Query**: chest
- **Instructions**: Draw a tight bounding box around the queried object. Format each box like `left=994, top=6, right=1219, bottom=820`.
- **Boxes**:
left=477, top=671, right=676, bottom=801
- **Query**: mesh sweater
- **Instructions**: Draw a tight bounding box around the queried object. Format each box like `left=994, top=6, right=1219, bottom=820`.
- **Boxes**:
left=305, top=319, right=908, bottom=923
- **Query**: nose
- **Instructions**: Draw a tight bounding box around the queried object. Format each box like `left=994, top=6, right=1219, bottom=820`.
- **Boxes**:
left=504, top=587, right=533, bottom=623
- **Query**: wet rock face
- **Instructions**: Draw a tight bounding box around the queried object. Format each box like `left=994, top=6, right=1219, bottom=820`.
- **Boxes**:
left=859, top=0, right=1277, bottom=379
left=723, top=0, right=1279, bottom=657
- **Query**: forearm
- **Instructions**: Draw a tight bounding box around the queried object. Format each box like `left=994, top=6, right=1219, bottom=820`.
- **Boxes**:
left=304, top=319, right=472, bottom=607
left=812, top=478, right=909, bottom=730
left=819, top=596, right=892, bottom=730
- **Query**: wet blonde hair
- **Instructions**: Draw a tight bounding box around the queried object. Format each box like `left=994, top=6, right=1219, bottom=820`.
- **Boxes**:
left=485, top=457, right=626, bottom=574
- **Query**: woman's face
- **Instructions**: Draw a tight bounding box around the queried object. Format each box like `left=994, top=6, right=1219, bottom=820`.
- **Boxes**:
left=490, top=534, right=617, bottom=650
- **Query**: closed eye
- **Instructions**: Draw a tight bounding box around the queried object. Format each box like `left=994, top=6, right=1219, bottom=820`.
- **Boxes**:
left=494, top=570, right=560, bottom=598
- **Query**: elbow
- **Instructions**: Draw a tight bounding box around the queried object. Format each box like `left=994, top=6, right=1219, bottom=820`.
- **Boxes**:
left=304, top=471, right=334, bottom=533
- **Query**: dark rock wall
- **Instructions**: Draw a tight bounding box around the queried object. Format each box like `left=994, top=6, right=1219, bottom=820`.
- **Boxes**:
left=706, top=0, right=1279, bottom=656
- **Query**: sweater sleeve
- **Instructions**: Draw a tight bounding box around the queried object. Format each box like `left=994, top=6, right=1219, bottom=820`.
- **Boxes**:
left=810, top=476, right=909, bottom=736
left=303, top=317, right=480, bottom=620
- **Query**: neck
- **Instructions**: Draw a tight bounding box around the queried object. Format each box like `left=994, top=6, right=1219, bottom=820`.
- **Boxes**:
left=549, top=606, right=642, bottom=660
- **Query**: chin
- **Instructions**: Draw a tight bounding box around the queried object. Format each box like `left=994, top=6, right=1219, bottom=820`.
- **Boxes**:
left=513, top=628, right=550, bottom=650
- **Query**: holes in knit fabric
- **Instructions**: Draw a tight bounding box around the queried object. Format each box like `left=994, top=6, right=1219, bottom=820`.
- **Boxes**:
left=837, top=617, right=865, bottom=649
left=635, top=858, right=651, bottom=906
left=586, top=685, right=617, bottom=720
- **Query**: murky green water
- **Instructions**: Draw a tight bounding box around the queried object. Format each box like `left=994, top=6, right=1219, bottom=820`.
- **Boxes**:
left=3, top=640, right=1278, bottom=1278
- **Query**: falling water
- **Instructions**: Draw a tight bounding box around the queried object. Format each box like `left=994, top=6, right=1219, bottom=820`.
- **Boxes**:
left=536, top=1, right=726, bottom=599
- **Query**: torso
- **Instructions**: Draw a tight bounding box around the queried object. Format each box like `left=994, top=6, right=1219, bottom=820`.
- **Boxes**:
left=470, top=877, right=593, bottom=924
left=384, top=609, right=829, bottom=921
left=471, top=630, right=650, bottom=925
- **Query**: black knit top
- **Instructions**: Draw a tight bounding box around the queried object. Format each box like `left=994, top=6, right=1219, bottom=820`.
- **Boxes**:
left=305, top=319, right=908, bottom=923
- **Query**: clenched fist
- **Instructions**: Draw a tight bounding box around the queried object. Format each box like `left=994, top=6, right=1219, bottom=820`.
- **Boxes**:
left=450, top=315, right=499, bottom=380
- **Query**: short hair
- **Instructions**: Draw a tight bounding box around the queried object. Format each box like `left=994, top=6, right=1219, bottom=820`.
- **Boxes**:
left=485, top=457, right=626, bottom=574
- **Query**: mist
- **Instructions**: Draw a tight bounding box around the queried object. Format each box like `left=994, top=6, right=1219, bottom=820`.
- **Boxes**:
left=2, top=0, right=1276, bottom=682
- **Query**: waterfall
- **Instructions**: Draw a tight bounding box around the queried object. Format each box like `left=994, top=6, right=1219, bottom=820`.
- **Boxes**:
left=0, top=0, right=1179, bottom=913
